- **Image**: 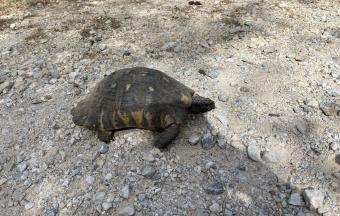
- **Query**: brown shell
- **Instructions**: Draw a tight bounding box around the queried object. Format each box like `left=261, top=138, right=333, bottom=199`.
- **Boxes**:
left=71, top=67, right=195, bottom=131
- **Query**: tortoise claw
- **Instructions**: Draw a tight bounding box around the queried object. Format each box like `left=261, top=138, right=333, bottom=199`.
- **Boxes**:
left=97, top=130, right=114, bottom=143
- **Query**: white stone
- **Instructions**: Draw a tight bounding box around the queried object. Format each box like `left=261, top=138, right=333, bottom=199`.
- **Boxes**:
left=247, top=145, right=261, bottom=162
left=303, top=189, right=324, bottom=210
left=86, top=175, right=95, bottom=185
left=25, top=202, right=34, bottom=209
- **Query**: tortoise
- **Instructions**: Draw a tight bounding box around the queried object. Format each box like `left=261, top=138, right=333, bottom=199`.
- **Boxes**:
left=71, top=67, right=215, bottom=148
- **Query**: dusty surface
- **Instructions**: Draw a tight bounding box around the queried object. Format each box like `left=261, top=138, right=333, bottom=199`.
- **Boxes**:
left=0, top=0, right=339, bottom=215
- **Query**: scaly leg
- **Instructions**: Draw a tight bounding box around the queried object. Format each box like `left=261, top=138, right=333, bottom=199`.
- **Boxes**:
left=154, top=124, right=180, bottom=149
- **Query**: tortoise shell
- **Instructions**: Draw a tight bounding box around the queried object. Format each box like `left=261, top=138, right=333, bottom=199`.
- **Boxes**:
left=71, top=67, right=215, bottom=148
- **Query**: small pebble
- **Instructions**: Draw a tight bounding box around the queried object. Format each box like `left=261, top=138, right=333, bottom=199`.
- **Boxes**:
left=94, top=192, right=106, bottom=201
left=293, top=107, right=301, bottom=113
left=201, top=133, right=215, bottom=149
left=121, top=185, right=130, bottom=199
left=206, top=181, right=225, bottom=195
left=288, top=193, right=304, bottom=206
left=141, top=165, right=156, bottom=178
left=330, top=88, right=340, bottom=97
left=303, top=189, right=324, bottom=210
left=209, top=202, right=220, bottom=213
left=45, top=207, right=59, bottom=216
left=118, top=205, right=135, bottom=216
left=198, top=69, right=206, bottom=75
left=204, top=161, right=217, bottom=171
left=17, top=161, right=28, bottom=172
left=240, top=86, right=250, bottom=92
left=330, top=142, right=339, bottom=151
left=99, top=143, right=109, bottom=154
left=207, top=70, right=220, bottom=79
left=305, top=99, right=319, bottom=108
left=24, top=202, right=34, bottom=210
left=189, top=134, right=200, bottom=145
left=261, top=151, right=280, bottom=163
left=102, top=202, right=113, bottom=211
left=335, top=154, right=340, bottom=165
left=0, top=79, right=13, bottom=93
left=142, top=153, right=155, bottom=162
left=218, top=95, right=228, bottom=102
left=104, top=173, right=113, bottom=180
left=320, top=103, right=340, bottom=116
left=86, top=175, right=95, bottom=185
left=161, top=42, right=181, bottom=52
left=247, top=145, right=261, bottom=162
left=0, top=178, right=7, bottom=186
left=217, top=138, right=226, bottom=149
left=302, top=105, right=313, bottom=113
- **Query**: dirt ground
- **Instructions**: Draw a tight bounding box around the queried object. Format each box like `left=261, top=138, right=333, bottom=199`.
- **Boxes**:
left=0, top=0, right=339, bottom=215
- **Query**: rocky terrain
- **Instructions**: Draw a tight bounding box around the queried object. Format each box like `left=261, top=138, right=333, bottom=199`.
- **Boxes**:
left=0, top=0, right=339, bottom=215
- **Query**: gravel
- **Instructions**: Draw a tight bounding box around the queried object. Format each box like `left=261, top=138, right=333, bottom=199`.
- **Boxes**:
left=0, top=0, right=339, bottom=215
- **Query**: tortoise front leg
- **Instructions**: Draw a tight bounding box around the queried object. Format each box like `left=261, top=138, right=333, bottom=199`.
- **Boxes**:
left=97, top=130, right=114, bottom=143
left=154, top=123, right=180, bottom=149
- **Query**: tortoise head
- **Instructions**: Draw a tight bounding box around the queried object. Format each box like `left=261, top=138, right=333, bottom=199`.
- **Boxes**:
left=188, top=94, right=215, bottom=114
left=71, top=101, right=98, bottom=131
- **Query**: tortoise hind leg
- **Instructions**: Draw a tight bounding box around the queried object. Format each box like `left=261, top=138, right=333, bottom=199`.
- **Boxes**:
left=97, top=130, right=114, bottom=143
left=154, top=124, right=180, bottom=149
